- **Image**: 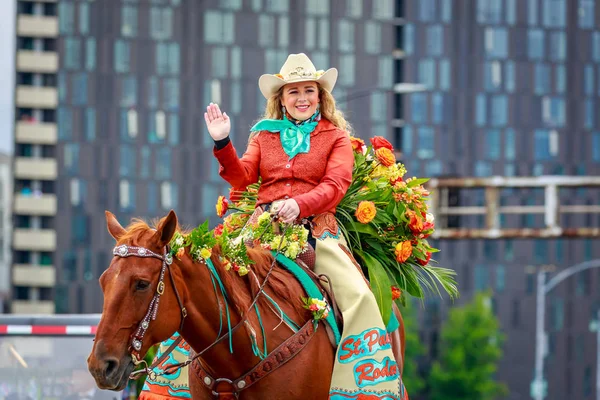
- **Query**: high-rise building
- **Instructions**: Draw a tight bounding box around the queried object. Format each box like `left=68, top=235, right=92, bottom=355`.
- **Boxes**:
left=10, top=0, right=398, bottom=314
left=0, top=152, right=12, bottom=313
left=395, top=1, right=600, bottom=399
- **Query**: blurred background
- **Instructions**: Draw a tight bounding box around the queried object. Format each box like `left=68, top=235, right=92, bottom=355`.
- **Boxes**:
left=0, top=0, right=599, bottom=399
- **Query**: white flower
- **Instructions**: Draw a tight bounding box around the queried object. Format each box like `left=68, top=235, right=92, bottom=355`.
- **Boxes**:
left=175, top=237, right=184, bottom=246
left=426, top=213, right=435, bottom=223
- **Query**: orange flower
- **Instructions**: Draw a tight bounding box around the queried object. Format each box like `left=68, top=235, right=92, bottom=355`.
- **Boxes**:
left=406, top=210, right=424, bottom=234
left=417, top=252, right=432, bottom=266
left=355, top=201, right=377, bottom=224
left=216, top=195, right=229, bottom=218
left=395, top=241, right=412, bottom=263
left=176, top=248, right=185, bottom=258
left=349, top=136, right=365, bottom=153
left=390, top=176, right=403, bottom=186
left=214, top=224, right=224, bottom=237
left=375, top=148, right=396, bottom=167
left=391, top=286, right=402, bottom=300
left=370, top=136, right=394, bottom=151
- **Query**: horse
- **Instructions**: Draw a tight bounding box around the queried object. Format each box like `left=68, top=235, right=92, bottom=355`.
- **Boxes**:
left=88, top=210, right=405, bottom=399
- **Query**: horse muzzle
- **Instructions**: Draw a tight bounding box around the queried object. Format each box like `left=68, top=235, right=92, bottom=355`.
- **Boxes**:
left=88, top=353, right=135, bottom=391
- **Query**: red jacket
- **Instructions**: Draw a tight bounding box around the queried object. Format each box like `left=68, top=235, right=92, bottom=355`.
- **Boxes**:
left=213, top=118, right=354, bottom=219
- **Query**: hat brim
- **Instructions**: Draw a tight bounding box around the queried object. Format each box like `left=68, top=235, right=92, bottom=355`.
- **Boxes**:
left=258, top=68, right=338, bottom=99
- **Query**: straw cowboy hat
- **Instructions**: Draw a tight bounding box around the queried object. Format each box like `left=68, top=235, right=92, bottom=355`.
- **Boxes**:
left=258, top=53, right=338, bottom=99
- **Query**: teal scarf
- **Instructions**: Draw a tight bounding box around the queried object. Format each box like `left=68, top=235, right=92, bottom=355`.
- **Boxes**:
left=250, top=111, right=320, bottom=160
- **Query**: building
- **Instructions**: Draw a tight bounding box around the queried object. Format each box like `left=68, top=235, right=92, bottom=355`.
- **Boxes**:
left=395, top=1, right=600, bottom=399
left=11, top=0, right=397, bottom=314
left=0, top=153, right=12, bottom=313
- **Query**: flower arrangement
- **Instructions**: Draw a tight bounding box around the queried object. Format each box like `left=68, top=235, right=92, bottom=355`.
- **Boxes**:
left=302, top=297, right=330, bottom=321
left=169, top=221, right=216, bottom=263
left=248, top=211, right=310, bottom=259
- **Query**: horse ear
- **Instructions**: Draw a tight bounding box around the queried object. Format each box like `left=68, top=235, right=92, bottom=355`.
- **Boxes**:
left=105, top=211, right=126, bottom=241
left=154, top=210, right=178, bottom=247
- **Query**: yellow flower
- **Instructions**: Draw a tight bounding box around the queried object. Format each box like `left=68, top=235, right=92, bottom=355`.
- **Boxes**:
left=200, top=248, right=212, bottom=259
left=257, top=211, right=271, bottom=224
left=223, top=260, right=232, bottom=271
left=237, top=266, right=249, bottom=276
left=355, top=201, right=377, bottom=224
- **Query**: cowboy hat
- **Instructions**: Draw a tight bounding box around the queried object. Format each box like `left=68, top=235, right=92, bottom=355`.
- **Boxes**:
left=258, top=53, right=338, bottom=99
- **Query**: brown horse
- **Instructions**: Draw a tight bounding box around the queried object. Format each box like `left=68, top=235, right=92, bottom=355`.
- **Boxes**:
left=88, top=210, right=405, bottom=399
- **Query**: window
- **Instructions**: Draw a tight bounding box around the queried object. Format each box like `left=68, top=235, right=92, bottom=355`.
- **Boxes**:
left=585, top=98, right=595, bottom=129
left=439, top=59, right=450, bottom=90
left=119, top=146, right=136, bottom=177
left=58, top=2, right=75, bottom=34
left=528, top=0, right=538, bottom=25
left=556, top=65, right=565, bottom=93
left=122, top=5, right=138, bottom=37
left=119, top=180, right=136, bottom=211
left=156, top=148, right=171, bottom=179
left=475, top=93, right=486, bottom=126
left=148, top=77, right=159, bottom=108
left=534, top=63, right=550, bottom=95
left=63, top=143, right=79, bottom=175
left=64, top=38, right=81, bottom=70
left=258, top=15, right=275, bottom=47
left=549, top=32, right=566, bottom=61
left=85, top=108, right=95, bottom=141
left=506, top=0, right=516, bottom=24
left=593, top=133, right=600, bottom=161
left=372, top=0, right=393, bottom=19
left=72, top=73, right=87, bottom=105
left=370, top=92, right=387, bottom=121
left=417, top=126, right=435, bottom=159
left=365, top=22, right=381, bottom=54
left=338, top=54, right=355, bottom=85
left=204, top=11, right=234, bottom=44
left=79, top=2, right=90, bottom=34
left=505, top=61, right=515, bottom=92
left=411, top=93, right=427, bottom=123
left=266, top=0, right=289, bottom=13
left=305, top=18, right=316, bottom=49
left=477, top=0, right=503, bottom=24
left=474, top=264, right=489, bottom=291
left=485, top=28, right=508, bottom=58
left=347, top=0, right=362, bottom=18
left=338, top=20, right=354, bottom=52
left=505, top=128, right=515, bottom=160
left=534, top=130, right=554, bottom=160
left=585, top=64, right=595, bottom=95
left=278, top=16, right=289, bottom=47
left=528, top=29, right=545, bottom=60
left=85, top=38, right=96, bottom=71
left=148, top=183, right=158, bottom=213
left=551, top=297, right=564, bottom=330
left=231, top=47, right=241, bottom=79
left=121, top=76, right=137, bottom=107
left=114, top=40, right=130, bottom=73
left=496, top=265, right=506, bottom=292
left=418, top=59, right=436, bottom=88
left=161, top=182, right=178, bottom=209
left=542, top=0, right=566, bottom=28
left=150, top=6, right=173, bottom=40
left=593, top=32, right=600, bottom=62
left=485, top=129, right=501, bottom=160
left=426, top=25, right=443, bottom=56
left=419, top=0, right=435, bottom=21
left=542, top=97, right=565, bottom=127
left=484, top=61, right=502, bottom=91
left=57, top=107, right=72, bottom=140
left=579, top=0, right=595, bottom=28
left=432, top=93, right=443, bottom=124
left=211, top=47, right=228, bottom=78
left=404, top=24, right=414, bottom=55
left=163, top=78, right=179, bottom=111
left=306, top=0, right=329, bottom=15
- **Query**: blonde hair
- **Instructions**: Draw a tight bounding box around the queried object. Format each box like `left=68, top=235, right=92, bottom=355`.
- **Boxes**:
left=256, top=84, right=351, bottom=134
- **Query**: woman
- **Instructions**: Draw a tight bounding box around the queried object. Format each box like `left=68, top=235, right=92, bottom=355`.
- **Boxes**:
left=205, top=53, right=406, bottom=399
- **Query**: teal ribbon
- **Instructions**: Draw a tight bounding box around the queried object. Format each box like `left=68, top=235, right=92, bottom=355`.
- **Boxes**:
left=250, top=111, right=320, bottom=160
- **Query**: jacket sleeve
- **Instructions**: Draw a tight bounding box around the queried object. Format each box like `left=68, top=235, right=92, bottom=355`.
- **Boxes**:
left=213, top=135, right=261, bottom=189
left=293, top=131, right=354, bottom=218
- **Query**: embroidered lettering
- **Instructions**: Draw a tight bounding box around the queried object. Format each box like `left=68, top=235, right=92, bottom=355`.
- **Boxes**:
left=337, top=328, right=392, bottom=364
left=353, top=357, right=399, bottom=387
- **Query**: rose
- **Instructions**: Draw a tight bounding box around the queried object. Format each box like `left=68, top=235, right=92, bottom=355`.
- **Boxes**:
left=216, top=196, right=229, bottom=218
left=214, top=224, right=224, bottom=237
left=176, top=248, right=185, bottom=259
left=355, top=201, right=377, bottom=224
left=406, top=210, right=424, bottom=234
left=417, top=252, right=432, bottom=266
left=308, top=303, right=319, bottom=312
left=200, top=248, right=212, bottom=259
left=349, top=136, right=366, bottom=153
left=370, top=136, right=394, bottom=151
left=394, top=241, right=412, bottom=263
left=391, top=286, right=402, bottom=300
left=375, top=148, right=396, bottom=167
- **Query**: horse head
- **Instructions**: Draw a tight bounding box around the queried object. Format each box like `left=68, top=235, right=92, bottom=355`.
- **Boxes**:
left=88, top=210, right=185, bottom=391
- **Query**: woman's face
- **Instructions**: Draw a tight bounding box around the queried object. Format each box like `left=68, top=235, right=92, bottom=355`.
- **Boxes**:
left=281, top=82, right=320, bottom=121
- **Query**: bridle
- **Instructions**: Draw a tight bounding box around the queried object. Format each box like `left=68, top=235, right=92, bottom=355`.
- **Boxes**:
left=110, top=223, right=319, bottom=399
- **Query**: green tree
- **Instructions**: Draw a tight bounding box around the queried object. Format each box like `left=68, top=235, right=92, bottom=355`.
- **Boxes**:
left=400, top=301, right=426, bottom=397
left=428, top=293, right=508, bottom=400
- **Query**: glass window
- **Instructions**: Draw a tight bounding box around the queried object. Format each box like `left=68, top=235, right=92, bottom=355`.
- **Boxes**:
left=432, top=93, right=443, bottom=124
left=318, top=18, right=330, bottom=50
left=306, top=0, right=330, bottom=15
left=163, top=78, right=179, bottom=111
left=119, top=146, right=136, bottom=177
left=58, top=2, right=75, bottom=34
left=585, top=98, right=594, bottom=129
left=579, top=0, right=595, bottom=28
left=585, top=64, right=595, bottom=95
left=372, top=0, right=393, bottom=19
left=504, top=60, right=515, bottom=92
left=543, top=0, right=566, bottom=28
left=506, top=0, right=516, bottom=24
left=231, top=81, right=242, bottom=114
left=593, top=133, right=600, bottom=161
left=338, top=20, right=354, bottom=52
left=150, top=6, right=173, bottom=40
left=119, top=180, right=135, bottom=211
left=168, top=114, right=179, bottom=145
left=549, top=32, right=566, bottom=61
left=475, top=160, right=492, bottom=176
left=156, top=149, right=171, bottom=180
left=474, top=264, right=489, bottom=291
left=79, top=3, right=90, bottom=34
left=475, top=93, right=487, bottom=126
left=72, top=73, right=87, bottom=106
left=370, top=91, right=387, bottom=121
left=593, top=32, right=600, bottom=62
left=528, top=0, right=538, bottom=25
left=63, top=143, right=79, bottom=175
left=57, top=107, right=72, bottom=140
left=550, top=297, right=564, bottom=330
left=204, top=11, right=235, bottom=44
left=477, top=0, right=503, bottom=24
left=161, top=181, right=178, bottom=209
left=259, top=15, right=275, bottom=47
left=496, top=265, right=506, bottom=292
left=338, top=54, right=355, bottom=85
left=114, top=40, right=130, bottom=73
left=221, top=0, right=242, bottom=9
left=231, top=47, right=241, bottom=79
left=528, top=29, right=545, bottom=60
left=419, top=0, right=436, bottom=21
left=441, top=0, right=452, bottom=22
left=542, top=96, right=565, bottom=127
left=85, top=38, right=96, bottom=71
left=148, top=182, right=158, bottom=213
left=418, top=59, right=436, bottom=88
left=140, top=146, right=151, bottom=178
left=485, top=27, right=508, bottom=58
left=347, top=0, right=362, bottom=18
left=426, top=25, right=443, bottom=56
left=85, top=108, right=95, bottom=141
left=211, top=47, right=228, bottom=78
left=402, top=125, right=413, bottom=155
left=485, top=129, right=501, bottom=160
left=305, top=18, right=316, bottom=50
left=148, top=77, right=158, bottom=108
left=120, top=76, right=137, bottom=107
left=365, top=21, right=381, bottom=54
left=64, top=38, right=81, bottom=70
left=378, top=56, right=393, bottom=88
left=122, top=5, right=138, bottom=37
left=417, top=126, right=435, bottom=159
left=556, top=65, right=566, bottom=93
left=404, top=24, right=414, bottom=55
left=278, top=16, right=289, bottom=47
left=484, top=61, right=502, bottom=91
left=267, top=0, right=289, bottom=13
left=534, top=63, right=550, bottom=95
left=505, top=128, right=515, bottom=160
left=411, top=93, right=428, bottom=123
left=439, top=59, right=450, bottom=90
left=534, top=129, right=553, bottom=160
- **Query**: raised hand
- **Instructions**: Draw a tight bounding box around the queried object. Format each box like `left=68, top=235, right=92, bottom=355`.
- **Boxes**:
left=204, top=103, right=231, bottom=141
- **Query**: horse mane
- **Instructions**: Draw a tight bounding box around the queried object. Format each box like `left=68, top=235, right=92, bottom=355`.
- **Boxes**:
left=118, top=217, right=308, bottom=324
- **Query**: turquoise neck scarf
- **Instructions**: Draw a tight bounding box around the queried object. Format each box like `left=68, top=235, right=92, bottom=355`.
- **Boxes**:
left=250, top=110, right=320, bottom=160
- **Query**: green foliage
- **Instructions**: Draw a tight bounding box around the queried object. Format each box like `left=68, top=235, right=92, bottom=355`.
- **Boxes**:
left=428, top=293, right=508, bottom=400
left=400, top=301, right=426, bottom=396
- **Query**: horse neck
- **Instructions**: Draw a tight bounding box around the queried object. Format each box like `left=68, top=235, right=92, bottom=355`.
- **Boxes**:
left=174, top=254, right=259, bottom=377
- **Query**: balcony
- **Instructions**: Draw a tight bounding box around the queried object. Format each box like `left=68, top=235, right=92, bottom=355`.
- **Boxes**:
left=11, top=300, right=55, bottom=315
left=17, top=15, right=58, bottom=37
left=13, top=193, right=57, bottom=215
left=14, top=157, right=57, bottom=180
left=12, top=265, right=56, bottom=287
left=13, top=229, right=56, bottom=251
left=17, top=50, right=59, bottom=73
left=16, top=86, right=58, bottom=108
left=15, top=121, right=58, bottom=144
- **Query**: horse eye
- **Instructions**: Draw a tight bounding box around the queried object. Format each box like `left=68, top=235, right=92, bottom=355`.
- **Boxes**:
left=135, top=280, right=151, bottom=291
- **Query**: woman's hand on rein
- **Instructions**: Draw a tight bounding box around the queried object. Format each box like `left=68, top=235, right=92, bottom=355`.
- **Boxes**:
left=277, top=199, right=300, bottom=224
left=204, top=103, right=231, bottom=141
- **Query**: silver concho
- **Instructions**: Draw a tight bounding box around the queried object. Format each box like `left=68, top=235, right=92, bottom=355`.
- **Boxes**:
left=165, top=253, right=173, bottom=265
left=118, top=246, right=128, bottom=257
left=204, top=377, right=212, bottom=386
left=138, top=248, right=147, bottom=256
left=141, top=321, right=149, bottom=330
left=237, top=381, right=246, bottom=389
left=132, top=339, right=142, bottom=351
